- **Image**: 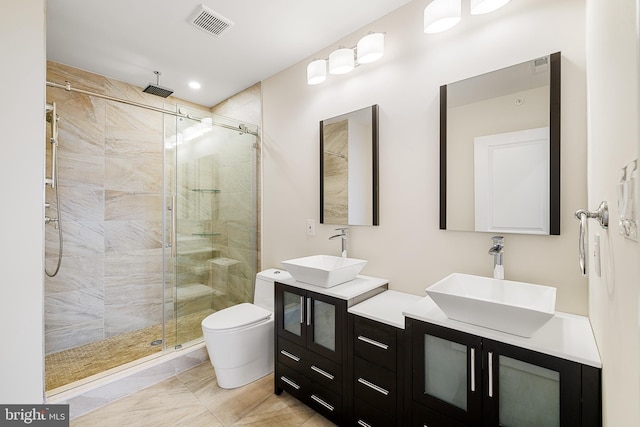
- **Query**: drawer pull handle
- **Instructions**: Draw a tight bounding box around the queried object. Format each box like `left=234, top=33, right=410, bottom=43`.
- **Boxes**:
left=357, top=335, right=389, bottom=350
left=310, top=365, right=335, bottom=380
left=310, top=394, right=334, bottom=412
left=357, top=420, right=372, bottom=427
left=280, top=350, right=300, bottom=362
left=280, top=376, right=300, bottom=390
left=357, top=377, right=389, bottom=396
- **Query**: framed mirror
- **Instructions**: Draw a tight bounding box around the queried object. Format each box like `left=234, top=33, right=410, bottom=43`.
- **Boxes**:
left=440, top=52, right=560, bottom=235
left=320, top=104, right=379, bottom=226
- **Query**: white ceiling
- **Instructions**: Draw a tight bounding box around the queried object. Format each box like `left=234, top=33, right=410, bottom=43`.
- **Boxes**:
left=46, top=0, right=414, bottom=107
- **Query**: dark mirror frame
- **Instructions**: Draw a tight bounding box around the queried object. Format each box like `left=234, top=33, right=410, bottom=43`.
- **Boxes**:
left=320, top=104, right=380, bottom=226
left=439, top=52, right=561, bottom=235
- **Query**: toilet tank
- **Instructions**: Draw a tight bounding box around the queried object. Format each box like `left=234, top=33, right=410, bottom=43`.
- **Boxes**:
left=254, top=268, right=293, bottom=311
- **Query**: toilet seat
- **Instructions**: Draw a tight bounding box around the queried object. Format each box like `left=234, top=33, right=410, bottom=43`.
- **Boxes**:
left=202, top=303, right=271, bottom=333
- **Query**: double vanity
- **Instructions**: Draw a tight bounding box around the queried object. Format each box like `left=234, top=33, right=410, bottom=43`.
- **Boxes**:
left=273, top=255, right=601, bottom=427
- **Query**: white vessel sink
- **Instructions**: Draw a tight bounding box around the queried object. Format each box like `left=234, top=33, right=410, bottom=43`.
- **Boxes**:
left=281, top=255, right=367, bottom=288
left=426, top=273, right=556, bottom=337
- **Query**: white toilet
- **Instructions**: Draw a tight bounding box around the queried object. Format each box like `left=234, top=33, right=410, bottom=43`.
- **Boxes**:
left=201, top=268, right=291, bottom=389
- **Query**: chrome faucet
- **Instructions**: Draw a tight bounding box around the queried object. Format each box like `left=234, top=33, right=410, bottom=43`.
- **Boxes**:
left=488, top=236, right=504, bottom=279
left=329, top=227, right=349, bottom=258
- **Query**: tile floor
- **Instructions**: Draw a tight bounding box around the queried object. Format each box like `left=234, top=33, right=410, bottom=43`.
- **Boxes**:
left=70, top=362, right=336, bottom=426
left=46, top=310, right=212, bottom=391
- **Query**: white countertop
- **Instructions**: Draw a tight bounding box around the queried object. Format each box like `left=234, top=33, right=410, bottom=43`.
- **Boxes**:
left=276, top=274, right=389, bottom=300
left=348, top=290, right=423, bottom=329
left=403, top=296, right=602, bottom=368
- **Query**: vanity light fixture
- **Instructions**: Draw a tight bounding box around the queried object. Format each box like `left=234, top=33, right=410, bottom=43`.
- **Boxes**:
left=424, top=0, right=461, bottom=34
left=470, top=0, right=512, bottom=15
left=306, top=32, right=385, bottom=85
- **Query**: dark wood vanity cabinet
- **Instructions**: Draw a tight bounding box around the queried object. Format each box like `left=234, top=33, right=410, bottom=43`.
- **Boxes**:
left=348, top=315, right=406, bottom=427
left=407, top=319, right=602, bottom=427
left=274, top=282, right=348, bottom=424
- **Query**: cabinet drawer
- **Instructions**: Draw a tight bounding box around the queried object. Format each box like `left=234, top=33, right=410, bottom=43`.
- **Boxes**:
left=354, top=356, right=396, bottom=414
left=411, top=402, right=466, bottom=427
left=277, top=362, right=342, bottom=425
left=354, top=316, right=397, bottom=370
left=307, top=382, right=342, bottom=425
left=278, top=338, right=342, bottom=394
left=354, top=398, right=395, bottom=427
left=277, top=363, right=308, bottom=401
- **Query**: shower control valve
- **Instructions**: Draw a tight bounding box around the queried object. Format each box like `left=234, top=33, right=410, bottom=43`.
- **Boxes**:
left=45, top=216, right=59, bottom=228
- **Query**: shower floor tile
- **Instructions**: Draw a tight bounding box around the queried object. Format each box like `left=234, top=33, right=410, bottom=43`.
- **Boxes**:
left=45, top=309, right=213, bottom=391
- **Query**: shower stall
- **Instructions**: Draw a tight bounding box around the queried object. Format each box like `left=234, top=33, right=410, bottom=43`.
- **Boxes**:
left=44, top=63, right=260, bottom=393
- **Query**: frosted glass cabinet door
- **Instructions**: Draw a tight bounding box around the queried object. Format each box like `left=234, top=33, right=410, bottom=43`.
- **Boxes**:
left=312, top=299, right=336, bottom=351
left=483, top=338, right=583, bottom=427
left=424, top=334, right=468, bottom=410
left=411, top=321, right=483, bottom=426
left=307, top=291, right=344, bottom=363
left=283, top=290, right=303, bottom=337
left=498, top=355, right=560, bottom=427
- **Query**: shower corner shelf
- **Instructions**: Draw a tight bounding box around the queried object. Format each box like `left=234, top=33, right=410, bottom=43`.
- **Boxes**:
left=191, top=188, right=221, bottom=193
left=192, top=232, right=221, bottom=237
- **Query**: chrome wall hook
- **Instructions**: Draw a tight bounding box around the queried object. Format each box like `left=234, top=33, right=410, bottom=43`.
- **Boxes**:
left=574, top=201, right=609, bottom=276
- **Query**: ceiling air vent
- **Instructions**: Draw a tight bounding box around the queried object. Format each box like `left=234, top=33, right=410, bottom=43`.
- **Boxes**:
left=189, top=5, right=234, bottom=37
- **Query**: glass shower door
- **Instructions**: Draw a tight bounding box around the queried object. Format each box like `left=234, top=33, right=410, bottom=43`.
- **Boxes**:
left=166, top=107, right=259, bottom=349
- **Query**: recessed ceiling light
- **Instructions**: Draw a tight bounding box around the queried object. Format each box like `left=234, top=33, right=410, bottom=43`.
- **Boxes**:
left=189, top=81, right=201, bottom=90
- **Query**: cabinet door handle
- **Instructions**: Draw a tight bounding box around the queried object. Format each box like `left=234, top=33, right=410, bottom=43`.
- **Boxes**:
left=357, top=377, right=389, bottom=396
left=470, top=347, right=476, bottom=392
left=306, top=297, right=312, bottom=326
left=299, top=296, right=304, bottom=324
left=280, top=375, right=300, bottom=390
left=310, top=365, right=335, bottom=380
left=488, top=351, right=494, bottom=398
left=280, top=350, right=300, bottom=362
left=310, top=394, right=334, bottom=412
left=357, top=335, right=389, bottom=350
left=357, top=420, right=372, bottom=427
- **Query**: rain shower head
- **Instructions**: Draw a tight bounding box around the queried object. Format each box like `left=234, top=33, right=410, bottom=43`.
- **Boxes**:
left=143, top=71, right=174, bottom=98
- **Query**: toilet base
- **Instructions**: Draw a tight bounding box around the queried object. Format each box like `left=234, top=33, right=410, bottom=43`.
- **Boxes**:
left=210, top=352, right=274, bottom=389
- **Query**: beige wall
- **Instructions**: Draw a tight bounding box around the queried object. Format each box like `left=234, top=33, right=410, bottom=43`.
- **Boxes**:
left=262, top=0, right=589, bottom=315
left=0, top=0, right=46, bottom=403
left=586, top=0, right=640, bottom=424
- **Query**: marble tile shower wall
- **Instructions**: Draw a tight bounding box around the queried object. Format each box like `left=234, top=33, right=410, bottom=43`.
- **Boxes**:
left=175, top=124, right=257, bottom=309
left=45, top=62, right=169, bottom=354
left=214, top=136, right=257, bottom=305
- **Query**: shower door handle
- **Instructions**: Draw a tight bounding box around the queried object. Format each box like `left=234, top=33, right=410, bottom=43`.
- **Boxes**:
left=169, top=195, right=177, bottom=258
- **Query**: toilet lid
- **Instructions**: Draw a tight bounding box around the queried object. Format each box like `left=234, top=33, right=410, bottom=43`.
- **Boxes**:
left=201, top=303, right=271, bottom=332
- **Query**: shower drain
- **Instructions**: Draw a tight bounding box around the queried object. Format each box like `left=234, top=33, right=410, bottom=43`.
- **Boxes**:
left=150, top=339, right=163, bottom=346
